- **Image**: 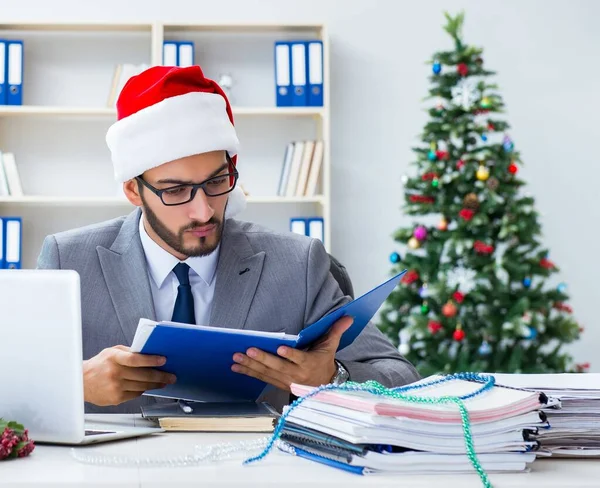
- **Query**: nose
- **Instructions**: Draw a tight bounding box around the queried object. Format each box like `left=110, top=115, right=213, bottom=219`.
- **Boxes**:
left=187, top=188, right=215, bottom=223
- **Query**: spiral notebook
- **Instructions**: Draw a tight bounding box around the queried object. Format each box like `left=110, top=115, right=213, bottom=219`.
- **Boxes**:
left=491, top=373, right=600, bottom=457
left=290, top=374, right=546, bottom=423
left=279, top=374, right=547, bottom=474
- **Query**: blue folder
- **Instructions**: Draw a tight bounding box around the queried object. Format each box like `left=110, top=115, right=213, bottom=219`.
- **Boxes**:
left=131, top=269, right=407, bottom=403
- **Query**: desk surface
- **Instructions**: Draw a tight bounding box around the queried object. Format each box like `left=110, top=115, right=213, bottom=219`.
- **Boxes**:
left=1, top=414, right=598, bottom=488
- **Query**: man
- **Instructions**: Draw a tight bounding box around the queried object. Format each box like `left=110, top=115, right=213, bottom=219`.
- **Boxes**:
left=37, top=65, right=419, bottom=413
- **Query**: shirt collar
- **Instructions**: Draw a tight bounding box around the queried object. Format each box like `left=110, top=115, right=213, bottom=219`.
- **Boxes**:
left=138, top=214, right=220, bottom=288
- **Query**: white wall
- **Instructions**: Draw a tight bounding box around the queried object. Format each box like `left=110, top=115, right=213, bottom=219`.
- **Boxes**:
left=4, top=0, right=599, bottom=369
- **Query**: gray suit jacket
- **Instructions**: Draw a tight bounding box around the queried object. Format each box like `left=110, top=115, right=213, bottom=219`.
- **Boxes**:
left=37, top=208, right=419, bottom=413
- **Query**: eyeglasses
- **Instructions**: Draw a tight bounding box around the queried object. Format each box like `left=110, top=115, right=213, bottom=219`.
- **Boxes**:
left=136, top=169, right=239, bottom=206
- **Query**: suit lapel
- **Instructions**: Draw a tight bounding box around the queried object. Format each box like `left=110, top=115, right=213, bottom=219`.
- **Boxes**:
left=210, top=219, right=265, bottom=330
left=97, top=208, right=156, bottom=345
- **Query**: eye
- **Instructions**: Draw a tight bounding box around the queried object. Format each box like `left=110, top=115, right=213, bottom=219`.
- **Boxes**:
left=163, top=187, right=187, bottom=195
left=207, top=176, right=227, bottom=186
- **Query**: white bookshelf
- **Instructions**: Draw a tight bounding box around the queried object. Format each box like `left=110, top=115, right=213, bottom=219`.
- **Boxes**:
left=0, top=106, right=326, bottom=117
left=0, top=21, right=331, bottom=268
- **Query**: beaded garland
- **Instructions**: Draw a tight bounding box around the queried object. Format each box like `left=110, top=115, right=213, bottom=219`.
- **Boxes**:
left=244, top=372, right=495, bottom=488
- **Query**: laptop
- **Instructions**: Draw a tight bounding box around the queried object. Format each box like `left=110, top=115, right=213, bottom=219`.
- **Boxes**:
left=0, top=269, right=163, bottom=444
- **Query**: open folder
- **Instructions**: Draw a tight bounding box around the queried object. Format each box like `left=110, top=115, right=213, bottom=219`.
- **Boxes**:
left=130, top=269, right=407, bottom=403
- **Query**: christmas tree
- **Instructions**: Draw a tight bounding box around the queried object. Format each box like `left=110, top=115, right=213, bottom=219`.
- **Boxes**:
left=378, top=11, right=584, bottom=377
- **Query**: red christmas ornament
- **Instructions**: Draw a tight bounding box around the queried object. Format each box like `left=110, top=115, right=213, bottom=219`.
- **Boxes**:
left=453, top=328, right=466, bottom=341
left=487, top=122, right=495, bottom=131
left=428, top=320, right=443, bottom=334
left=540, top=258, right=555, bottom=269
left=459, top=208, right=475, bottom=221
left=421, top=172, right=438, bottom=181
left=442, top=301, right=458, bottom=318
left=435, top=150, right=449, bottom=160
left=456, top=159, right=465, bottom=170
left=554, top=302, right=573, bottom=313
left=474, top=240, right=495, bottom=254
left=453, top=291, right=465, bottom=304
left=401, top=270, right=419, bottom=285
left=457, top=63, right=469, bottom=76
left=409, top=195, right=435, bottom=204
left=508, top=163, right=518, bottom=174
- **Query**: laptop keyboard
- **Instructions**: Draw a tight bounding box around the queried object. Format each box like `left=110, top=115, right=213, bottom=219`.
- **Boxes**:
left=85, top=429, right=117, bottom=436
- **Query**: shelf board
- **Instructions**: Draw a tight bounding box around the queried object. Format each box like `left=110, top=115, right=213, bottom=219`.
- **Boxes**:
left=0, top=22, right=153, bottom=32
left=163, top=22, right=324, bottom=33
left=0, top=106, right=325, bottom=118
left=0, top=106, right=116, bottom=117
left=0, top=196, right=325, bottom=206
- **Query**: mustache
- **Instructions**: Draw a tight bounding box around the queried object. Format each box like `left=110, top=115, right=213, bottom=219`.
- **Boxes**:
left=181, top=217, right=220, bottom=232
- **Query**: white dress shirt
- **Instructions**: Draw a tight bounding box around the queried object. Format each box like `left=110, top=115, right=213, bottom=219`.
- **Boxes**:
left=138, top=216, right=219, bottom=325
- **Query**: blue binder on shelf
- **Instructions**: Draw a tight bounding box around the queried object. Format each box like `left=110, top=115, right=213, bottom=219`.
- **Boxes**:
left=307, top=40, right=323, bottom=106
left=3, top=217, right=21, bottom=269
left=290, top=41, right=308, bottom=106
left=0, top=40, right=7, bottom=105
left=289, top=217, right=324, bottom=244
left=130, top=269, right=407, bottom=403
left=290, top=217, right=307, bottom=236
left=307, top=217, right=324, bottom=243
left=274, top=41, right=292, bottom=106
left=0, top=217, right=5, bottom=269
left=177, top=41, right=194, bottom=67
left=6, top=40, right=23, bottom=106
left=162, top=41, right=178, bottom=66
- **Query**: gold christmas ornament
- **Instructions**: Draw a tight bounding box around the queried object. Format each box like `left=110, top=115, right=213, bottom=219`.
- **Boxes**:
left=463, top=192, right=479, bottom=210
left=408, top=237, right=420, bottom=249
left=476, top=164, right=490, bottom=181
left=437, top=218, right=448, bottom=231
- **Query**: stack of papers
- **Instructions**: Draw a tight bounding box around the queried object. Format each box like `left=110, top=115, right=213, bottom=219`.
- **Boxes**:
left=279, top=375, right=549, bottom=475
left=492, top=373, right=600, bottom=457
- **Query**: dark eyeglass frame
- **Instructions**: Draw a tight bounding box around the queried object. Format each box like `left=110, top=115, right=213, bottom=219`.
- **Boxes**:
left=135, top=162, right=239, bottom=207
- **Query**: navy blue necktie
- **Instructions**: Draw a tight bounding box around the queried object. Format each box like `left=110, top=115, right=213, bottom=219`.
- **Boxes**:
left=171, top=263, right=196, bottom=324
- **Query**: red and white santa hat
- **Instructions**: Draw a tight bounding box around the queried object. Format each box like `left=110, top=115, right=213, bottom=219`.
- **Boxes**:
left=106, top=65, right=246, bottom=218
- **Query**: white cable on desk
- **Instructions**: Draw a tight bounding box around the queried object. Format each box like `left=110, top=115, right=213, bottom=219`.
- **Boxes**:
left=69, top=437, right=293, bottom=468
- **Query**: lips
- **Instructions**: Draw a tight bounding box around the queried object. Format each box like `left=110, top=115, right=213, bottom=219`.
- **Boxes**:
left=186, top=224, right=216, bottom=237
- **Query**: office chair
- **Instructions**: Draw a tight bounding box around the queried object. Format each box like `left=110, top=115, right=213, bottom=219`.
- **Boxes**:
left=328, top=254, right=354, bottom=299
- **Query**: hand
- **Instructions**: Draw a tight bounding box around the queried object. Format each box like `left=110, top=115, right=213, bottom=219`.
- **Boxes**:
left=83, top=345, right=177, bottom=406
left=231, top=316, right=353, bottom=392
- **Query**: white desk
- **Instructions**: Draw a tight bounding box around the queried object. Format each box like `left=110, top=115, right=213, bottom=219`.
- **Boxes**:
left=1, top=415, right=599, bottom=488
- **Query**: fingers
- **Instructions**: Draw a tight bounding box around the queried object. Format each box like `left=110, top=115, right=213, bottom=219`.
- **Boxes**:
left=276, top=345, right=307, bottom=366
left=235, top=349, right=297, bottom=377
left=113, top=349, right=167, bottom=368
left=231, top=363, right=291, bottom=392
left=121, top=379, right=168, bottom=392
left=121, top=366, right=177, bottom=385
left=313, top=316, right=354, bottom=350
left=232, top=353, right=294, bottom=389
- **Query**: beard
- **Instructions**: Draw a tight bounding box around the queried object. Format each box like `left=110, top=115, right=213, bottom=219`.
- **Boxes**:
left=141, top=196, right=223, bottom=258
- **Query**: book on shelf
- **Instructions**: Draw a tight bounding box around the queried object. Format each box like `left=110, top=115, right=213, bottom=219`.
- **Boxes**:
left=107, top=63, right=151, bottom=107
left=0, top=152, right=23, bottom=197
left=277, top=140, right=323, bottom=197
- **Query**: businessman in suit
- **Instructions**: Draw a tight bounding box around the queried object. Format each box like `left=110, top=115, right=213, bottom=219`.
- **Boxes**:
left=37, top=65, right=420, bottom=413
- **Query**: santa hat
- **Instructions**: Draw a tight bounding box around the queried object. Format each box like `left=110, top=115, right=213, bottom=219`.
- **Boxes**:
left=105, top=65, right=246, bottom=219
